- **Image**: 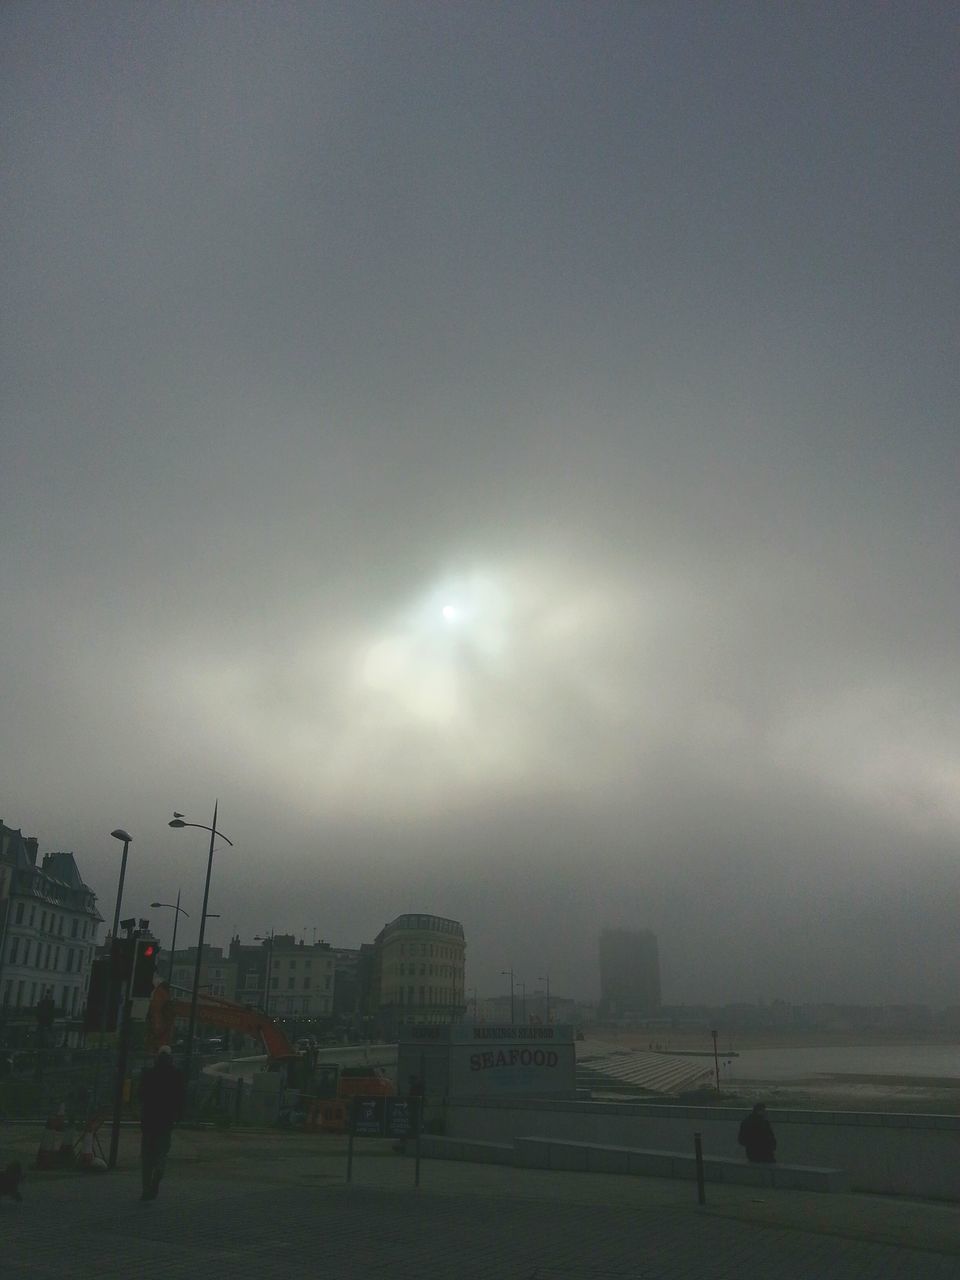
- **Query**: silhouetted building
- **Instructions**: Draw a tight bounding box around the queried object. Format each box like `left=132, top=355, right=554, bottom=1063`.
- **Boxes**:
left=0, top=822, right=102, bottom=1019
left=374, top=912, right=466, bottom=1038
left=599, top=927, right=661, bottom=1017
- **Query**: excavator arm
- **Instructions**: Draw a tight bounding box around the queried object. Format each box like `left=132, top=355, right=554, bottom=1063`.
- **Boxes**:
left=146, top=982, right=295, bottom=1059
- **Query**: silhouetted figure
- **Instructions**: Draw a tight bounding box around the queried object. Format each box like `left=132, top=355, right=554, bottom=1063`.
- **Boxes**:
left=738, top=1102, right=777, bottom=1163
left=138, top=1046, right=185, bottom=1200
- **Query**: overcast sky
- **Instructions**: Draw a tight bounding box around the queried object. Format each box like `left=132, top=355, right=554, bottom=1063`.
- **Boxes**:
left=3, top=2, right=958, bottom=1006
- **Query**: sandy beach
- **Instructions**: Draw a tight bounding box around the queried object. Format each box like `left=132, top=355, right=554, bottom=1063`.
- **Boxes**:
left=593, top=1027, right=960, bottom=1113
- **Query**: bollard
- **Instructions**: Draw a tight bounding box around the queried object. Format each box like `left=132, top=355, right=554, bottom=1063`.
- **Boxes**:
left=693, top=1131, right=706, bottom=1205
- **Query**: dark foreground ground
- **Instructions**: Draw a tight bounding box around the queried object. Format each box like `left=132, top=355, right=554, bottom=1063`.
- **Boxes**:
left=1, top=1125, right=957, bottom=1279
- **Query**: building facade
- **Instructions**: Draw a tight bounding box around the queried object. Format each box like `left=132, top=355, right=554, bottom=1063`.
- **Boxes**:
left=598, top=927, right=661, bottom=1018
left=226, top=934, right=336, bottom=1019
left=374, top=912, right=466, bottom=1037
left=0, top=821, right=102, bottom=1019
left=167, top=944, right=237, bottom=1003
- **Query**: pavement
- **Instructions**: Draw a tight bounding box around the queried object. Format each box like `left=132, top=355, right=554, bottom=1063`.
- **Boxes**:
left=1, top=1124, right=957, bottom=1278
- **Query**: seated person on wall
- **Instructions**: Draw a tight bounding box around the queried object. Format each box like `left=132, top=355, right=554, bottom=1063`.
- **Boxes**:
left=738, top=1102, right=777, bottom=1164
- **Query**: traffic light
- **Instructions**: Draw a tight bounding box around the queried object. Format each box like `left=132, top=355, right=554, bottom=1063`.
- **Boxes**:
left=131, top=939, right=160, bottom=998
left=110, top=936, right=134, bottom=980
left=84, top=956, right=119, bottom=1032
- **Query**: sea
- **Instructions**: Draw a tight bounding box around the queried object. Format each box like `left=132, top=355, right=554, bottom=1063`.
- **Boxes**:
left=722, top=1043, right=960, bottom=1084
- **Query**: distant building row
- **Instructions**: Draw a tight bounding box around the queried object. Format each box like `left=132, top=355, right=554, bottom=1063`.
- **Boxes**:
left=0, top=820, right=468, bottom=1039
left=164, top=912, right=468, bottom=1038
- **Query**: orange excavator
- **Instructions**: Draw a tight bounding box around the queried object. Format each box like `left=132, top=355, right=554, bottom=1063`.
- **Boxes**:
left=146, top=982, right=296, bottom=1060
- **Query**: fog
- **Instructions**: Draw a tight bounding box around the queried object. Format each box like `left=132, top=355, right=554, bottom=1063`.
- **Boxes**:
left=2, top=3, right=957, bottom=1004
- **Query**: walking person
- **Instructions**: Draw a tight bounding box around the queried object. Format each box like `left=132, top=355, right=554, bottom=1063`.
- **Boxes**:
left=738, top=1101, right=777, bottom=1164
left=138, top=1045, right=185, bottom=1200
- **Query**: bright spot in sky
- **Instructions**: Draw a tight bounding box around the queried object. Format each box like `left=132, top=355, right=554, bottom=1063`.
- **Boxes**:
left=441, top=604, right=459, bottom=623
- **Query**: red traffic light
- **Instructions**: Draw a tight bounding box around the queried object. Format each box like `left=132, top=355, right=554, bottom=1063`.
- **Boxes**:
left=142, top=944, right=155, bottom=958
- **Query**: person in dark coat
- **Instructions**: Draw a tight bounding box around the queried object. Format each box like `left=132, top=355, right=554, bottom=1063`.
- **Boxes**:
left=138, top=1045, right=186, bottom=1200
left=738, top=1102, right=777, bottom=1163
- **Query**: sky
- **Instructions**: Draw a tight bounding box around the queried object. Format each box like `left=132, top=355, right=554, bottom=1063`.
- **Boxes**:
left=2, top=2, right=958, bottom=1007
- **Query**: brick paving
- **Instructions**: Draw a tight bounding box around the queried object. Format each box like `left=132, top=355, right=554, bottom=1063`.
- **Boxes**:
left=1, top=1128, right=956, bottom=1279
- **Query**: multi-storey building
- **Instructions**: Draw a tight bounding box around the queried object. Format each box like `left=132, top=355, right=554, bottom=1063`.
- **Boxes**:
left=225, top=934, right=337, bottom=1019
left=598, top=927, right=661, bottom=1017
left=0, top=821, right=102, bottom=1019
left=265, top=935, right=336, bottom=1018
left=166, top=943, right=237, bottom=1002
left=374, top=912, right=466, bottom=1037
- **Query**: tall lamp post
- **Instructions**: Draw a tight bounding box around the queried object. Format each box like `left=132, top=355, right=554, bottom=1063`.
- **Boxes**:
left=539, top=974, right=551, bottom=1025
left=518, top=980, right=526, bottom=1024
left=109, top=829, right=133, bottom=940
left=501, top=968, right=515, bottom=1024
left=150, top=894, right=190, bottom=983
left=254, top=931, right=275, bottom=1016
left=90, top=829, right=133, bottom=1114
left=168, top=804, right=233, bottom=1080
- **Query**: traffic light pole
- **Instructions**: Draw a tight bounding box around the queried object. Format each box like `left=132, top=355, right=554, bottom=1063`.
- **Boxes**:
left=107, top=935, right=158, bottom=1169
left=107, top=977, right=132, bottom=1169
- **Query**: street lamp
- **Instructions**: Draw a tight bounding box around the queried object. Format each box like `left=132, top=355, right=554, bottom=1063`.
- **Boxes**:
left=539, top=974, right=551, bottom=1025
left=501, top=968, right=515, bottom=1024
left=109, top=829, right=133, bottom=940
left=150, top=894, right=190, bottom=983
left=254, top=931, right=275, bottom=1017
left=90, top=829, right=133, bottom=1117
left=168, top=804, right=233, bottom=1080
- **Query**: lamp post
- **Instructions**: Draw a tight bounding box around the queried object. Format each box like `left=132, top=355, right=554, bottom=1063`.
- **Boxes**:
left=539, top=974, right=551, bottom=1024
left=501, top=968, right=515, bottom=1024
left=168, top=804, right=233, bottom=1080
left=150, top=894, right=190, bottom=984
left=90, top=829, right=133, bottom=1115
left=518, top=980, right=526, bottom=1024
left=109, top=829, right=133, bottom=941
left=254, top=931, right=275, bottom=1016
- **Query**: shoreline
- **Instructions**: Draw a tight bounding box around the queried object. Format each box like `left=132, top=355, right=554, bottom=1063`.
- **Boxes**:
left=593, top=1026, right=960, bottom=1052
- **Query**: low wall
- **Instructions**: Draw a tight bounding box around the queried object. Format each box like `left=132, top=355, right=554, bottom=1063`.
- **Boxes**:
left=443, top=1097, right=960, bottom=1201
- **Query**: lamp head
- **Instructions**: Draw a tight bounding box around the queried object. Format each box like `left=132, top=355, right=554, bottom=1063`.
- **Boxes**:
left=168, top=819, right=186, bottom=828
left=111, top=829, right=133, bottom=842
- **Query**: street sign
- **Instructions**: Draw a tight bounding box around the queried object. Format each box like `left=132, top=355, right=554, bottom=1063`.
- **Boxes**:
left=385, top=1097, right=414, bottom=1138
left=353, top=1096, right=385, bottom=1136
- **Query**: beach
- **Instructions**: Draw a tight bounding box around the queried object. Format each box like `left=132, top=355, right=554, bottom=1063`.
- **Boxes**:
left=598, top=1028, right=960, bottom=1113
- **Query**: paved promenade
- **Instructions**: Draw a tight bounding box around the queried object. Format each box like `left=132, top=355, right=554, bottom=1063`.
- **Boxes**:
left=1, top=1126, right=957, bottom=1278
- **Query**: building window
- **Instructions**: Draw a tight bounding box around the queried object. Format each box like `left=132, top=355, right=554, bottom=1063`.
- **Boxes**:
left=303, top=977, right=311, bottom=989
left=7, top=937, right=18, bottom=965
left=287, top=978, right=295, bottom=990
left=71, top=919, right=78, bottom=938
left=15, top=902, right=24, bottom=924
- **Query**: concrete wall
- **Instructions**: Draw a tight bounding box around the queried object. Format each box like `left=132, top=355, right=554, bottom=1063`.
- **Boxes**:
left=443, top=1097, right=960, bottom=1201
